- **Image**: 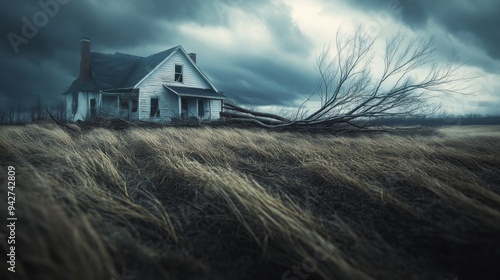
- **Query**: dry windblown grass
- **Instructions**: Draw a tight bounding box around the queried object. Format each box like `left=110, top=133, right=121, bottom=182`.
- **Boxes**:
left=0, top=123, right=499, bottom=280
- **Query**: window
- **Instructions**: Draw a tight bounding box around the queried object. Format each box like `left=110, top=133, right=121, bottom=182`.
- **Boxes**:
left=90, top=98, right=96, bottom=117
left=102, top=95, right=119, bottom=116
left=121, top=97, right=129, bottom=110
left=131, top=96, right=138, bottom=113
left=175, top=64, right=183, bottom=83
left=72, top=94, right=78, bottom=114
left=198, top=100, right=204, bottom=118
left=181, top=97, right=188, bottom=119
left=102, top=95, right=117, bottom=107
left=150, top=97, right=159, bottom=117
left=181, top=97, right=188, bottom=111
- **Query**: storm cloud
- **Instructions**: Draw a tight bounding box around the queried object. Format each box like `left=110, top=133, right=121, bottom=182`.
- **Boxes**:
left=0, top=0, right=498, bottom=115
left=342, top=0, right=500, bottom=66
left=338, top=0, right=500, bottom=114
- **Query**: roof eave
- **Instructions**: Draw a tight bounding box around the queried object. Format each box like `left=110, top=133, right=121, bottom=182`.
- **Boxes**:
left=164, top=85, right=227, bottom=99
left=177, top=46, right=219, bottom=92
left=101, top=87, right=136, bottom=93
left=176, top=93, right=227, bottom=99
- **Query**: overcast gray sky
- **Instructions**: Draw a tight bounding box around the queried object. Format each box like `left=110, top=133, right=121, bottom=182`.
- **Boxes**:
left=1, top=0, right=499, bottom=115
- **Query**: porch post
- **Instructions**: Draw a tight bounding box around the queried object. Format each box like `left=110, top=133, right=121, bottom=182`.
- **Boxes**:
left=196, top=98, right=199, bottom=119
left=209, top=99, right=212, bottom=120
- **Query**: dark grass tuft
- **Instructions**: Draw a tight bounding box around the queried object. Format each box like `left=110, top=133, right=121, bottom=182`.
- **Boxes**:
left=0, top=124, right=499, bottom=280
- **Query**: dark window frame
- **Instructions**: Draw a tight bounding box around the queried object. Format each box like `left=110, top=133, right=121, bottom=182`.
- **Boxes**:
left=175, top=64, right=183, bottom=83
left=90, top=98, right=96, bottom=117
left=131, top=96, right=138, bottom=113
left=198, top=100, right=204, bottom=118
left=120, top=96, right=129, bottom=110
left=181, top=97, right=188, bottom=119
left=150, top=97, right=160, bottom=118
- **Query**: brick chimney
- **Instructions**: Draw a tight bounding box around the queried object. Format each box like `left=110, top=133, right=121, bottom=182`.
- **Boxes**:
left=79, top=38, right=91, bottom=84
left=188, top=53, right=197, bottom=64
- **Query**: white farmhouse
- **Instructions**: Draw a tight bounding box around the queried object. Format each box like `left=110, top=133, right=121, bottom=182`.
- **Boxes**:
left=64, top=38, right=226, bottom=122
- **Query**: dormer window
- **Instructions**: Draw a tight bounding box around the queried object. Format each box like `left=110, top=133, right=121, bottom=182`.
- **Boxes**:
left=175, top=64, right=183, bottom=83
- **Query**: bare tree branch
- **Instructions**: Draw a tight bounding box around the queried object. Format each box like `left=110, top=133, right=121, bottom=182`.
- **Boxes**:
left=222, top=26, right=477, bottom=130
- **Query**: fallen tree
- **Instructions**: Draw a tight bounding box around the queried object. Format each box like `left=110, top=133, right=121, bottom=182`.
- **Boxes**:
left=222, top=26, right=476, bottom=130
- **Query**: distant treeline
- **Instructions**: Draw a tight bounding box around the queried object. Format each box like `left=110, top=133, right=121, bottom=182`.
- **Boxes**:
left=0, top=96, right=67, bottom=125
left=369, top=114, right=500, bottom=126
left=1, top=98, right=499, bottom=126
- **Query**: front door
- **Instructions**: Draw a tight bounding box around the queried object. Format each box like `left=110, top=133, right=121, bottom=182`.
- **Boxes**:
left=198, top=100, right=205, bottom=119
left=181, top=97, right=188, bottom=119
left=120, top=96, right=130, bottom=118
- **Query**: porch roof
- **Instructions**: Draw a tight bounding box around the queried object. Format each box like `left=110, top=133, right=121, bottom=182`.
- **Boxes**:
left=164, top=85, right=227, bottom=99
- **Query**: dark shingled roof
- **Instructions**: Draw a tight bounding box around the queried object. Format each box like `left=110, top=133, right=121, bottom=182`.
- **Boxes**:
left=64, top=78, right=99, bottom=96
left=165, top=85, right=227, bottom=99
left=63, top=46, right=179, bottom=95
left=92, top=52, right=142, bottom=90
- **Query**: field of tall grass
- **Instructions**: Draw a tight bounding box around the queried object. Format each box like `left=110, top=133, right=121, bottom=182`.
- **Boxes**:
left=1, top=124, right=499, bottom=280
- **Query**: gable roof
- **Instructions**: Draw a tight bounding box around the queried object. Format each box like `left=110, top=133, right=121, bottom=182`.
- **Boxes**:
left=132, top=45, right=219, bottom=92
left=63, top=45, right=217, bottom=95
left=123, top=46, right=178, bottom=88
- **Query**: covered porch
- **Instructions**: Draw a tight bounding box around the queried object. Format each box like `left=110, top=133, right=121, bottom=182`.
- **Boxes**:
left=92, top=89, right=139, bottom=120
left=164, top=85, right=226, bottom=120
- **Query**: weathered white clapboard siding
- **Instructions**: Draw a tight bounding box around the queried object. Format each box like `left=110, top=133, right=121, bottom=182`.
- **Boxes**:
left=71, top=92, right=98, bottom=121
left=139, top=91, right=159, bottom=120
left=159, top=89, right=179, bottom=120
left=75, top=92, right=89, bottom=121
left=200, top=99, right=210, bottom=120
left=210, top=100, right=222, bottom=120
left=136, top=50, right=212, bottom=120
left=138, top=88, right=179, bottom=121
left=138, top=93, right=150, bottom=120
left=137, top=51, right=211, bottom=91
left=151, top=51, right=211, bottom=89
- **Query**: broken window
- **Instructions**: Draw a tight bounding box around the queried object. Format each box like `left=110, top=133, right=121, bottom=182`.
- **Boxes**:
left=175, top=64, right=183, bottom=83
left=121, top=97, right=129, bottom=110
left=102, top=95, right=118, bottom=107
left=150, top=97, right=159, bottom=117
